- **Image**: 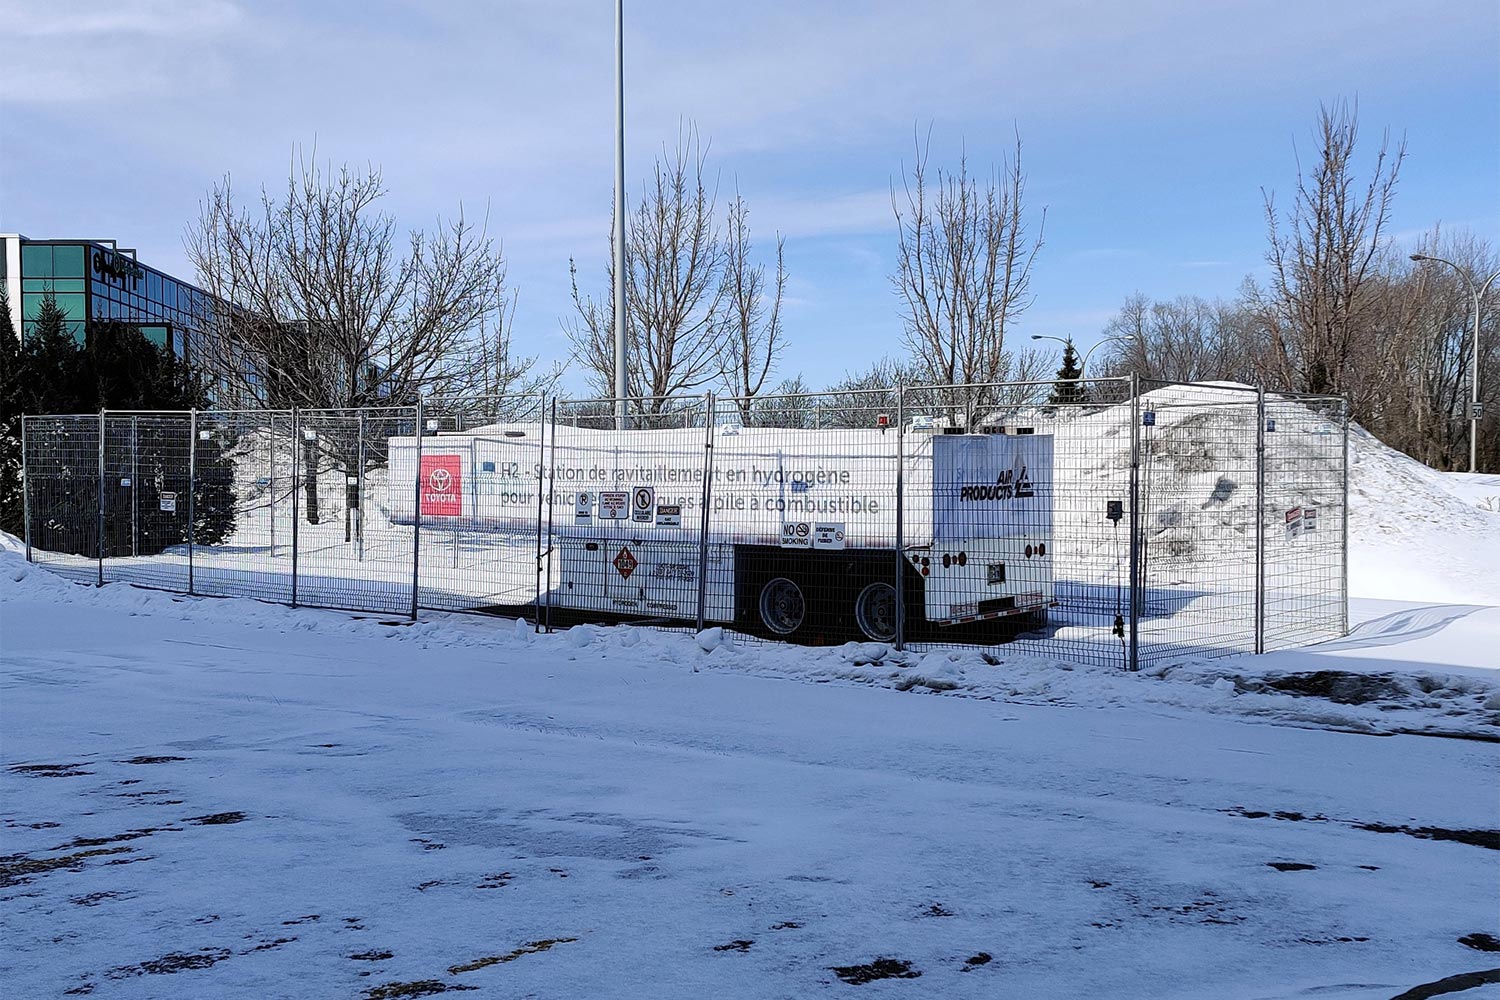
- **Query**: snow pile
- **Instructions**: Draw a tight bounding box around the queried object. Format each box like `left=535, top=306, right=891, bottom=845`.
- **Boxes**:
left=1345, top=426, right=1500, bottom=604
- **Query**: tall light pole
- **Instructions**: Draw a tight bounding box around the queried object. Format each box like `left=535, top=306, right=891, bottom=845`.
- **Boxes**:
left=1031, top=334, right=1133, bottom=374
left=613, top=0, right=628, bottom=429
left=1411, top=253, right=1499, bottom=473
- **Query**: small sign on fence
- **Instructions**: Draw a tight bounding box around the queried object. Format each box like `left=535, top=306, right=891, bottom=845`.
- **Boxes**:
left=813, top=522, right=846, bottom=550
left=1284, top=506, right=1303, bottom=540
left=655, top=503, right=682, bottom=527
left=780, top=521, right=812, bottom=548
left=631, top=486, right=656, bottom=523
left=159, top=491, right=177, bottom=513
left=575, top=491, right=593, bottom=522
left=599, top=491, right=629, bottom=520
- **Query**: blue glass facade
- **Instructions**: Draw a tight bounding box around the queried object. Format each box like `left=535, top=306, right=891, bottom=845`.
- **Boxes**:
left=5, top=237, right=210, bottom=362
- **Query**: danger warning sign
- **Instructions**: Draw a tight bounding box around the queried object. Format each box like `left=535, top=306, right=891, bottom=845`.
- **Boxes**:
left=613, top=546, right=638, bottom=580
left=420, top=455, right=463, bottom=517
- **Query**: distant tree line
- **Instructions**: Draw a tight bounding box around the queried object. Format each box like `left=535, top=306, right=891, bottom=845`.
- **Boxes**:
left=1092, top=101, right=1497, bottom=472
left=166, top=101, right=1492, bottom=488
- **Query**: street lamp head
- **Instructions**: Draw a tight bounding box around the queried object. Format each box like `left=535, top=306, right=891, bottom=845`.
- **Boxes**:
left=1410, top=254, right=1429, bottom=262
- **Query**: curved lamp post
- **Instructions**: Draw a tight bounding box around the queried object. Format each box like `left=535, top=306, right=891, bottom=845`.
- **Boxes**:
left=1031, top=334, right=1134, bottom=374
left=1411, top=253, right=1499, bottom=473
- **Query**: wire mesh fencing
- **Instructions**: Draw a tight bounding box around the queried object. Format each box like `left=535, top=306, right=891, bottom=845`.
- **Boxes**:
left=190, top=409, right=295, bottom=605
left=543, top=395, right=715, bottom=634
left=412, top=395, right=546, bottom=617
left=1132, top=382, right=1262, bottom=665
left=21, top=415, right=103, bottom=586
left=99, top=413, right=195, bottom=593
left=1260, top=393, right=1348, bottom=651
left=19, top=379, right=1349, bottom=667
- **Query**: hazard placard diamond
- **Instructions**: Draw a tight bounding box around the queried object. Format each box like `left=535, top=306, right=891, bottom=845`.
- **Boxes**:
left=613, top=546, right=638, bottom=580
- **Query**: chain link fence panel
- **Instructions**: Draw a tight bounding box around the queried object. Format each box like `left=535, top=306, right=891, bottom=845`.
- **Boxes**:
left=411, top=395, right=547, bottom=617
left=21, top=415, right=101, bottom=586
left=18, top=381, right=1349, bottom=667
left=1261, top=393, right=1348, bottom=651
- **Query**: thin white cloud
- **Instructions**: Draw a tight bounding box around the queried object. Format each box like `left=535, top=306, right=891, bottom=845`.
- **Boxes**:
left=4, top=0, right=243, bottom=37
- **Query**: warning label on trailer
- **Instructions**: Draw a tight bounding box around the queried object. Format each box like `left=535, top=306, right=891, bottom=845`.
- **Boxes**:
left=599, top=491, right=629, bottom=520
left=613, top=546, right=638, bottom=579
left=631, top=486, right=656, bottom=522
left=780, top=521, right=812, bottom=548
left=813, top=522, right=846, bottom=550
left=420, top=455, right=464, bottom=517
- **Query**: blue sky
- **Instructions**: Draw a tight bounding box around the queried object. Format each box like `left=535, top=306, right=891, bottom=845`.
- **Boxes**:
left=2, top=0, right=1497, bottom=392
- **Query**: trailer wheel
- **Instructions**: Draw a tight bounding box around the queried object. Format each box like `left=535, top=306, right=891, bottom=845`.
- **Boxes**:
left=854, top=582, right=898, bottom=642
left=758, top=576, right=806, bottom=636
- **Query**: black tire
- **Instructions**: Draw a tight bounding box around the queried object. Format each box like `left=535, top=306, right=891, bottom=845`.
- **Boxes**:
left=853, top=581, right=898, bottom=642
left=758, top=576, right=806, bottom=636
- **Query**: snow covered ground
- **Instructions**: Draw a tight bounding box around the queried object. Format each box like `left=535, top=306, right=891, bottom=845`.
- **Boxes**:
left=4, top=417, right=1500, bottom=998
left=3, top=481, right=1499, bottom=1000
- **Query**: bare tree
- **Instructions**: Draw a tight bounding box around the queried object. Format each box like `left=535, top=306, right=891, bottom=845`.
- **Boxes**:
left=822, top=357, right=923, bottom=428
left=750, top=374, right=814, bottom=428
left=427, top=292, right=562, bottom=425
left=891, top=127, right=1045, bottom=414
left=188, top=151, right=514, bottom=410
left=1097, top=293, right=1269, bottom=385
left=1258, top=100, right=1406, bottom=396
left=718, top=191, right=786, bottom=420
left=187, top=150, right=522, bottom=529
left=1359, top=230, right=1499, bottom=470
left=567, top=126, right=727, bottom=410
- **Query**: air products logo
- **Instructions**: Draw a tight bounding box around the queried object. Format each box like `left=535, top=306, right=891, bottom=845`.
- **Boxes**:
left=419, top=455, right=463, bottom=516
left=959, top=465, right=1034, bottom=502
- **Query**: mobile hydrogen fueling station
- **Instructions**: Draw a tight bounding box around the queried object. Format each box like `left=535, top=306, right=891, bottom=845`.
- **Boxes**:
left=387, top=420, right=1054, bottom=644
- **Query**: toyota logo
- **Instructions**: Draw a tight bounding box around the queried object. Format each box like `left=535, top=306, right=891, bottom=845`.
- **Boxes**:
left=428, top=468, right=453, bottom=493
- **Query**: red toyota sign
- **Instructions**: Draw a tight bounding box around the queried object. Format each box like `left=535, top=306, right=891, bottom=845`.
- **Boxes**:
left=420, top=455, right=463, bottom=517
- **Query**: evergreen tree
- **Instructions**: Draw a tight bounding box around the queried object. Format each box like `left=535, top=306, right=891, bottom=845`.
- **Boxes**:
left=6, top=302, right=238, bottom=556
left=0, top=288, right=21, bottom=535
left=1048, top=340, right=1086, bottom=405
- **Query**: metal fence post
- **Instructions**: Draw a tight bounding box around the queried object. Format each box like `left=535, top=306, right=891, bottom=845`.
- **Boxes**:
left=696, top=392, right=715, bottom=633
left=21, top=416, right=31, bottom=562
left=533, top=390, right=548, bottom=633
left=544, top=397, right=558, bottom=634
left=1341, top=399, right=1350, bottom=637
left=96, top=410, right=106, bottom=586
left=188, top=410, right=197, bottom=595
left=130, top=415, right=139, bottom=558
left=1254, top=385, right=1266, bottom=654
left=268, top=415, right=277, bottom=559
left=290, top=407, right=300, bottom=608
left=1126, top=377, right=1140, bottom=671
left=894, top=383, right=906, bottom=651
left=356, top=409, right=366, bottom=563
left=411, top=399, right=423, bottom=621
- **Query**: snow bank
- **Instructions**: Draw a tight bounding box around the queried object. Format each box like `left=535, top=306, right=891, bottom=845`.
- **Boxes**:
left=1345, top=426, right=1500, bottom=605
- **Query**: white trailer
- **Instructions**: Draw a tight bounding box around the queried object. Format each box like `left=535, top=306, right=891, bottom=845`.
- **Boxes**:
left=388, top=423, right=1053, bottom=643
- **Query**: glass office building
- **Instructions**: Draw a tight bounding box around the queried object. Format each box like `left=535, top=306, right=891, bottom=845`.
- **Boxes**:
left=1, top=234, right=211, bottom=362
